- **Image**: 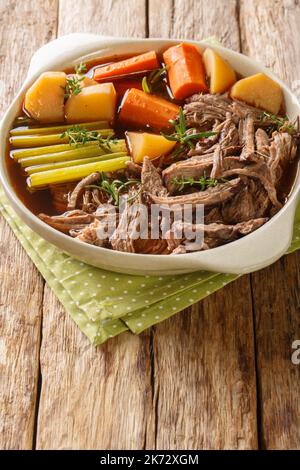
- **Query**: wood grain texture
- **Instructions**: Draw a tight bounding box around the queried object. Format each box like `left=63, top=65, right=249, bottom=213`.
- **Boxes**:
left=1, top=0, right=299, bottom=451
left=37, top=291, right=152, bottom=449
left=0, top=0, right=58, bottom=450
left=148, top=0, right=258, bottom=450
left=58, top=0, right=146, bottom=37
left=240, top=0, right=300, bottom=450
left=35, top=0, right=154, bottom=450
left=250, top=256, right=300, bottom=449
left=151, top=277, right=258, bottom=450
left=148, top=0, right=240, bottom=50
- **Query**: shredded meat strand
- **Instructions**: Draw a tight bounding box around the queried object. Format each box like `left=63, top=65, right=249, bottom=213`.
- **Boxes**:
left=38, top=92, right=299, bottom=255
left=68, top=172, right=100, bottom=210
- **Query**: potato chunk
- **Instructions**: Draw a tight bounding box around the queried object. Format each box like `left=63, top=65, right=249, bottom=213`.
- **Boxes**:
left=203, top=48, right=236, bottom=94
left=24, top=71, right=66, bottom=123
left=126, top=132, right=176, bottom=163
left=65, top=83, right=116, bottom=123
left=231, top=72, right=283, bottom=115
left=67, top=74, right=98, bottom=88
left=81, top=76, right=98, bottom=87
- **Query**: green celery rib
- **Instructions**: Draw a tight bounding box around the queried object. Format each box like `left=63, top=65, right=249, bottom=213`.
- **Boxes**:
left=11, top=141, right=100, bottom=159
left=25, top=152, right=128, bottom=174
left=10, top=120, right=110, bottom=136
left=28, top=156, right=130, bottom=189
left=17, top=141, right=127, bottom=167
left=10, top=129, right=113, bottom=148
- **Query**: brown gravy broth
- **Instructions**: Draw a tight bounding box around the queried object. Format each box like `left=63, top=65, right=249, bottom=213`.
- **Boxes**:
left=5, top=138, right=55, bottom=215
left=277, top=156, right=299, bottom=202
left=6, top=54, right=299, bottom=216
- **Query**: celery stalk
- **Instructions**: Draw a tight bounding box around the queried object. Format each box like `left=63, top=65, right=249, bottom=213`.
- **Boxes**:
left=10, top=129, right=113, bottom=148
left=10, top=120, right=110, bottom=136
left=18, top=141, right=127, bottom=167
left=11, top=141, right=100, bottom=159
left=13, top=116, right=36, bottom=126
left=28, top=156, right=130, bottom=189
left=25, top=152, right=127, bottom=174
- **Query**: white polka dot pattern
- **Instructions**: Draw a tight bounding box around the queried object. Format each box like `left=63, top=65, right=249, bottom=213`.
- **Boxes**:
left=0, top=185, right=299, bottom=345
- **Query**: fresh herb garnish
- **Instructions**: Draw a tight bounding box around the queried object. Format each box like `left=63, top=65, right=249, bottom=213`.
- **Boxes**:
left=126, top=187, right=143, bottom=204
left=260, top=111, right=296, bottom=135
left=142, top=76, right=151, bottom=94
left=64, top=62, right=87, bottom=98
left=96, top=134, right=118, bottom=153
left=75, top=62, right=87, bottom=75
left=142, top=66, right=168, bottom=94
left=172, top=175, right=227, bottom=192
left=64, top=75, right=85, bottom=99
left=87, top=174, right=140, bottom=205
left=161, top=107, right=217, bottom=158
left=60, top=126, right=117, bottom=152
left=61, top=125, right=89, bottom=145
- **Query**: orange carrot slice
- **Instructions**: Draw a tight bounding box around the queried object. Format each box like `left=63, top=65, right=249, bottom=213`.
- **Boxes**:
left=118, top=88, right=179, bottom=131
left=94, top=51, right=159, bottom=81
left=163, top=43, right=208, bottom=100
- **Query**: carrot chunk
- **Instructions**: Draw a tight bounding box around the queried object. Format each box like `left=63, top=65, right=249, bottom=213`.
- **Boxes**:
left=118, top=88, right=179, bottom=131
left=94, top=51, right=160, bottom=81
left=163, top=43, right=208, bottom=100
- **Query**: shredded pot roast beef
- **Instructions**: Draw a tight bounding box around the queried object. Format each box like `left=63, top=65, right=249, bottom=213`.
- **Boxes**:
left=38, top=93, right=299, bottom=255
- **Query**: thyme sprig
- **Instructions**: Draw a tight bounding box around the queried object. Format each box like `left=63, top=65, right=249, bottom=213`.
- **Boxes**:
left=161, top=107, right=217, bottom=158
left=260, top=111, right=297, bottom=135
left=64, top=75, right=85, bottom=99
left=87, top=174, right=141, bottom=205
left=142, top=65, right=168, bottom=94
left=97, top=134, right=118, bottom=153
left=60, top=126, right=117, bottom=152
left=172, top=175, right=227, bottom=192
left=64, top=62, right=87, bottom=98
left=75, top=62, right=87, bottom=75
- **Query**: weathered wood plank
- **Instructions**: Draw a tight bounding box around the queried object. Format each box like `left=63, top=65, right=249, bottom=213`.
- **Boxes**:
left=0, top=0, right=58, bottom=450
left=148, top=0, right=258, bottom=450
left=240, top=0, right=300, bottom=450
left=4, top=0, right=298, bottom=451
left=148, top=0, right=240, bottom=50
left=57, top=0, right=146, bottom=37
left=37, top=291, right=152, bottom=449
left=250, top=256, right=300, bottom=449
left=151, top=278, right=258, bottom=450
left=36, top=0, right=154, bottom=450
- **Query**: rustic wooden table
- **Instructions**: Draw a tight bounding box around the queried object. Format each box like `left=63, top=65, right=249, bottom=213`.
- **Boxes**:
left=0, top=0, right=300, bottom=450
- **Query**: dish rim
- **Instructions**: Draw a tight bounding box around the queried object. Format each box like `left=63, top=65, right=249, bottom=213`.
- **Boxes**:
left=0, top=35, right=299, bottom=272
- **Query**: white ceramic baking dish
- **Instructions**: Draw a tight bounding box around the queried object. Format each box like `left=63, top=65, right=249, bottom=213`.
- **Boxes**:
left=0, top=33, right=299, bottom=275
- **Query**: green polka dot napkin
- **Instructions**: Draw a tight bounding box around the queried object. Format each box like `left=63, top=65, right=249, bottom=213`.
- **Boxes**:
left=0, top=186, right=299, bottom=345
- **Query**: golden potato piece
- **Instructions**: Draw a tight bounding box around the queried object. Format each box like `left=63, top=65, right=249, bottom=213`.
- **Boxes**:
left=24, top=71, right=66, bottom=123
left=81, top=76, right=98, bottom=87
left=65, top=83, right=116, bottom=123
left=231, top=72, right=283, bottom=115
left=126, top=131, right=176, bottom=164
left=203, top=48, right=236, bottom=94
left=67, top=74, right=98, bottom=88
